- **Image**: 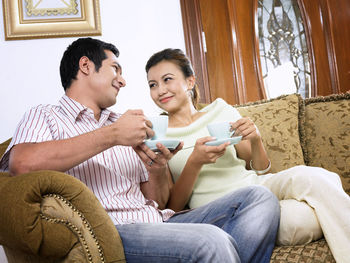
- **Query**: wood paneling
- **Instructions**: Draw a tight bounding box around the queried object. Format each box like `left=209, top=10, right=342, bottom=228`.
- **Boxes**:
left=180, top=0, right=211, bottom=103
left=226, top=0, right=266, bottom=102
left=181, top=0, right=266, bottom=104
left=299, top=0, right=350, bottom=95
left=181, top=0, right=350, bottom=103
left=199, top=0, right=238, bottom=105
left=326, top=0, right=350, bottom=94
left=299, top=0, right=336, bottom=95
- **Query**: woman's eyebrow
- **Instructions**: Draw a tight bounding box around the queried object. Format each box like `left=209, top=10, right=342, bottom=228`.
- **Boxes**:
left=148, top=73, right=175, bottom=83
left=162, top=73, right=175, bottom=78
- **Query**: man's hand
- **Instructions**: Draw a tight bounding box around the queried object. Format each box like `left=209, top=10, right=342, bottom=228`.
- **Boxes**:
left=112, top=110, right=154, bottom=147
left=134, top=141, right=184, bottom=173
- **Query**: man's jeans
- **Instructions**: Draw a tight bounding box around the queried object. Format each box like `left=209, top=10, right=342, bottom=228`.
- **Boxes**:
left=115, top=185, right=280, bottom=263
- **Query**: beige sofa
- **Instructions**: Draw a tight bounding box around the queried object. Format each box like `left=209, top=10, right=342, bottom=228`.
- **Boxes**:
left=0, top=93, right=349, bottom=262
left=234, top=93, right=350, bottom=262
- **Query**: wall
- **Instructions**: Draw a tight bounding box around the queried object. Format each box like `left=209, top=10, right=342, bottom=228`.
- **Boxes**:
left=0, top=0, right=185, bottom=261
left=0, top=0, right=185, bottom=142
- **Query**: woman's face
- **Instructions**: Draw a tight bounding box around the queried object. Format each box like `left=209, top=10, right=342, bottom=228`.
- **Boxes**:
left=147, top=60, right=194, bottom=113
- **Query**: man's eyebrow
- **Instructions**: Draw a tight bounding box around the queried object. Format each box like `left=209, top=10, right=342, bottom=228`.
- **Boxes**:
left=113, top=61, right=122, bottom=73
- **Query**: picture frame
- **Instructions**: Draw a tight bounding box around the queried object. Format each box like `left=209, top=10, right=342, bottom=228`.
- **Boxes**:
left=2, top=0, right=102, bottom=40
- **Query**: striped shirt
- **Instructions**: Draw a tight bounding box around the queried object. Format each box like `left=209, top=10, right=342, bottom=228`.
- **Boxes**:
left=0, top=95, right=175, bottom=225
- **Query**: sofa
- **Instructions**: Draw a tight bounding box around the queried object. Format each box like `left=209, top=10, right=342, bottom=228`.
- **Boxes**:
left=234, top=93, right=350, bottom=262
left=0, top=93, right=349, bottom=262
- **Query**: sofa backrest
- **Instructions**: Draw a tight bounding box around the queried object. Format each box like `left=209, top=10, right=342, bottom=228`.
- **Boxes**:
left=301, top=93, right=350, bottom=194
left=235, top=94, right=305, bottom=173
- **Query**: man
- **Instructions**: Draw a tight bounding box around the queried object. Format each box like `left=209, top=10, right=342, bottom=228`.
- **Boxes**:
left=0, top=38, right=280, bottom=262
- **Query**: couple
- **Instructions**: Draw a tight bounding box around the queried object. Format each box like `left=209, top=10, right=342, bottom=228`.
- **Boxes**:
left=0, top=37, right=348, bottom=263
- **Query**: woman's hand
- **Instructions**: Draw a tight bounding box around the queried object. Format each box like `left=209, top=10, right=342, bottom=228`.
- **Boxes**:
left=135, top=141, right=184, bottom=209
left=189, top=137, right=230, bottom=166
left=230, top=117, right=261, bottom=143
left=232, top=117, right=270, bottom=173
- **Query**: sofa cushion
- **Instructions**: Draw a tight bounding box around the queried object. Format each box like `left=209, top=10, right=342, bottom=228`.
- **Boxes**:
left=271, top=238, right=335, bottom=262
left=301, top=93, right=350, bottom=195
left=235, top=94, right=305, bottom=173
left=0, top=139, right=11, bottom=158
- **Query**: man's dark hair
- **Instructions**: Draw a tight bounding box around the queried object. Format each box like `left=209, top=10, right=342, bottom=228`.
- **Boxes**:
left=60, top=37, right=119, bottom=91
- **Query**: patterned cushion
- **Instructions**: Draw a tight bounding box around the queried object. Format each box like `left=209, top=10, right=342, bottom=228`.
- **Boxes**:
left=271, top=238, right=335, bottom=263
left=301, top=93, right=350, bottom=195
left=234, top=94, right=305, bottom=173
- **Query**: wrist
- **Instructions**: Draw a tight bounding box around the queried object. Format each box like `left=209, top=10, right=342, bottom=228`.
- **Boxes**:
left=250, top=159, right=271, bottom=175
left=188, top=154, right=204, bottom=169
left=149, top=164, right=167, bottom=175
left=250, top=136, right=263, bottom=146
left=107, top=124, right=123, bottom=146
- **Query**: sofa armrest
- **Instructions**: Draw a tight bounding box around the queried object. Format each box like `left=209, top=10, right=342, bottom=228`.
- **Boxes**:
left=0, top=170, right=125, bottom=263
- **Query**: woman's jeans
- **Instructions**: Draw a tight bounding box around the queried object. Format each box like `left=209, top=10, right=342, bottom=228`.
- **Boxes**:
left=115, top=185, right=280, bottom=263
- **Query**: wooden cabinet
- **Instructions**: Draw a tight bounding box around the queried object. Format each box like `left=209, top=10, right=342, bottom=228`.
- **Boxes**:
left=181, top=0, right=350, bottom=104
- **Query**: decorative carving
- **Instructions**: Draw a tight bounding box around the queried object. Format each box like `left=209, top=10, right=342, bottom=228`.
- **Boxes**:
left=258, top=0, right=310, bottom=98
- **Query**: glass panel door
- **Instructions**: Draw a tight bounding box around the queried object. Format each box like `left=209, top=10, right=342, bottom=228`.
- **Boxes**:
left=258, top=0, right=311, bottom=98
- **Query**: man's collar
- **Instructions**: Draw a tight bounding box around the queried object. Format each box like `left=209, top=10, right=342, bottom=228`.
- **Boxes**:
left=59, top=95, right=118, bottom=122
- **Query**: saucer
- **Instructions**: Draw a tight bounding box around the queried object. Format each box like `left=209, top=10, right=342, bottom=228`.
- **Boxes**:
left=205, top=136, right=242, bottom=146
left=144, top=139, right=181, bottom=151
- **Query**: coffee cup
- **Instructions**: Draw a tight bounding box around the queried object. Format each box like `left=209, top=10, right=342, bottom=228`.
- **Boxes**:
left=147, top=115, right=168, bottom=140
left=207, top=122, right=234, bottom=140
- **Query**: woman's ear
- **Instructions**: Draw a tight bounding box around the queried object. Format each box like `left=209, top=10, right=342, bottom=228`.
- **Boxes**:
left=186, top=75, right=196, bottom=90
left=79, top=56, right=91, bottom=75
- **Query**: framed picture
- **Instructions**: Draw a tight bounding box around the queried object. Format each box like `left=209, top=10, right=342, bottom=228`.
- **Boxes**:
left=2, top=0, right=102, bottom=40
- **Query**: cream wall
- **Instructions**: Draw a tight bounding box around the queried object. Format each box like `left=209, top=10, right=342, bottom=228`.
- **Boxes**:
left=0, top=0, right=185, bottom=261
left=0, top=0, right=185, bottom=143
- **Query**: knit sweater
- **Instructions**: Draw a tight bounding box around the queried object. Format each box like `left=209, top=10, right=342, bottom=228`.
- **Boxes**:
left=166, top=98, right=258, bottom=208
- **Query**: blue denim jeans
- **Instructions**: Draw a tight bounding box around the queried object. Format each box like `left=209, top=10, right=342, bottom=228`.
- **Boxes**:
left=115, top=185, right=280, bottom=263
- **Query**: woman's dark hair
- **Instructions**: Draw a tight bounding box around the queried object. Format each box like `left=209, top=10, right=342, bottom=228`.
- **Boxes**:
left=60, top=37, right=119, bottom=91
left=145, top=48, right=200, bottom=109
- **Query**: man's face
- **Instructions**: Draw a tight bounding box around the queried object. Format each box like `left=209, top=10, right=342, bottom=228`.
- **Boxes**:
left=88, top=50, right=126, bottom=109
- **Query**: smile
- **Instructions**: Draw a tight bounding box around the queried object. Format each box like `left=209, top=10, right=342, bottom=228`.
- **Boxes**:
left=113, top=85, right=120, bottom=92
left=160, top=96, right=173, bottom=103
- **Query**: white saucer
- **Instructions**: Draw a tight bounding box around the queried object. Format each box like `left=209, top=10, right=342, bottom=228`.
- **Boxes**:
left=144, top=139, right=181, bottom=151
left=205, top=136, right=242, bottom=146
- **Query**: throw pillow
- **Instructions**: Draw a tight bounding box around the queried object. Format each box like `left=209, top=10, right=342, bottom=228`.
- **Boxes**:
left=235, top=94, right=305, bottom=173
left=301, top=93, right=350, bottom=195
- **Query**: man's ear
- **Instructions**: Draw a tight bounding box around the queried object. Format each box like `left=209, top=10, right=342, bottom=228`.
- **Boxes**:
left=79, top=56, right=91, bottom=75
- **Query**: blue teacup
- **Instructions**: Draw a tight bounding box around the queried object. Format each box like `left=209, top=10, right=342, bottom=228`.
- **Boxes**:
left=148, top=116, right=168, bottom=140
left=207, top=122, right=234, bottom=140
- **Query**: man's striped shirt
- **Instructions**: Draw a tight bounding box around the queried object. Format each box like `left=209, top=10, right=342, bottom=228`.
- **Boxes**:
left=0, top=95, right=175, bottom=224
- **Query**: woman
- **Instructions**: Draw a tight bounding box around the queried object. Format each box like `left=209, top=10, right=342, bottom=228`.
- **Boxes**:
left=145, top=48, right=350, bottom=263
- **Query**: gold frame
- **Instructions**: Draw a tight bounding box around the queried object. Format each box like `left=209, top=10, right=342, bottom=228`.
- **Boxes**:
left=2, top=0, right=101, bottom=40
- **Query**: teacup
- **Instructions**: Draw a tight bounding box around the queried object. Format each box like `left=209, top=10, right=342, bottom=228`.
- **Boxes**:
left=207, top=122, right=234, bottom=140
left=147, top=115, right=168, bottom=140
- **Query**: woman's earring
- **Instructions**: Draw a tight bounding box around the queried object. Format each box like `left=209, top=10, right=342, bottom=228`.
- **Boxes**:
left=188, top=89, right=194, bottom=98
